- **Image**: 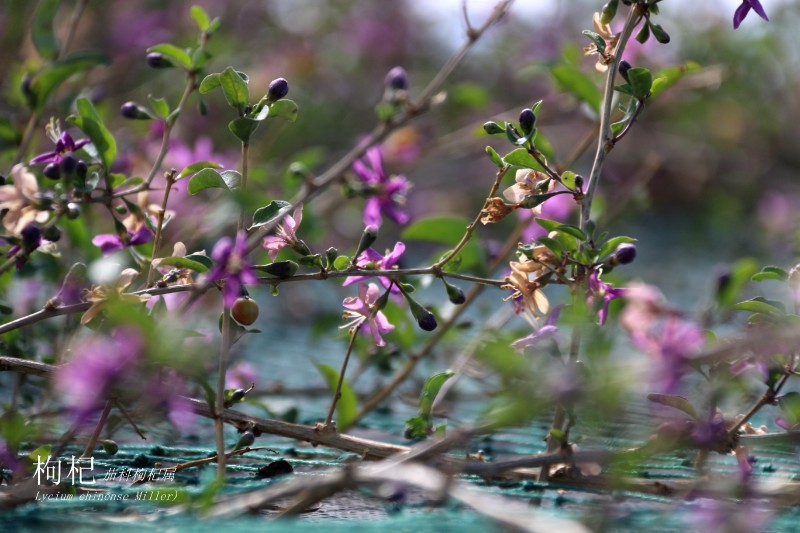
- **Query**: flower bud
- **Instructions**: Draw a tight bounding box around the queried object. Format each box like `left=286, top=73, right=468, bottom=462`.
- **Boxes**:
left=234, top=430, right=255, bottom=450
left=20, top=74, right=33, bottom=96
left=618, top=60, right=632, bottom=82
left=574, top=175, right=584, bottom=191
left=42, top=225, right=62, bottom=242
left=120, top=101, right=151, bottom=120
left=354, top=225, right=378, bottom=260
left=21, top=224, right=42, bottom=252
left=385, top=66, right=409, bottom=90
left=76, top=160, right=88, bottom=179
left=399, top=286, right=437, bottom=331
left=100, top=439, right=119, bottom=455
left=649, top=22, right=671, bottom=44
left=66, top=202, right=80, bottom=219
left=518, top=108, right=536, bottom=135
left=146, top=52, right=173, bottom=68
left=60, top=154, right=77, bottom=175
left=482, top=121, right=504, bottom=135
left=442, top=279, right=466, bottom=305
left=610, top=243, right=637, bottom=265
left=267, top=77, right=289, bottom=102
left=43, top=163, right=60, bottom=180
left=600, top=0, right=619, bottom=25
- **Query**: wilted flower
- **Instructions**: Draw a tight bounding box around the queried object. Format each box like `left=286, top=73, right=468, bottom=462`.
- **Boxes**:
left=352, top=147, right=411, bottom=228
left=480, top=197, right=515, bottom=224
left=504, top=249, right=552, bottom=319
left=733, top=0, right=769, bottom=29
left=150, top=241, right=195, bottom=310
left=583, top=12, right=620, bottom=72
left=0, top=164, right=50, bottom=235
left=341, top=283, right=394, bottom=346
left=343, top=241, right=405, bottom=292
left=503, top=169, right=549, bottom=205
left=262, top=204, right=304, bottom=261
left=208, top=231, right=258, bottom=307
left=81, top=268, right=151, bottom=325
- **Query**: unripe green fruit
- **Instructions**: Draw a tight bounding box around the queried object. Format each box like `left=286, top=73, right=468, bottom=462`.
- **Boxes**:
left=231, top=297, right=259, bottom=326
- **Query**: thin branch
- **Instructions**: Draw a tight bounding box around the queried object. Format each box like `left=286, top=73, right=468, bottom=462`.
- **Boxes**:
left=433, top=165, right=508, bottom=270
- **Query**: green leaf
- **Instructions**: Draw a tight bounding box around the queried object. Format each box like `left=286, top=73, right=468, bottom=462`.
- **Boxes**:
left=418, top=370, right=455, bottom=417
left=67, top=97, right=116, bottom=168
left=199, top=73, right=221, bottom=94
left=153, top=256, right=209, bottom=273
left=733, top=298, right=785, bottom=317
left=536, top=218, right=586, bottom=241
left=503, top=147, right=541, bottom=170
left=28, top=50, right=110, bottom=110
left=716, top=258, right=759, bottom=308
left=598, top=236, right=637, bottom=258
left=581, top=30, right=605, bottom=55
left=485, top=146, right=504, bottom=168
left=650, top=62, right=701, bottom=99
left=32, top=0, right=60, bottom=60
left=333, top=255, right=351, bottom=270
left=401, top=216, right=486, bottom=274
left=29, top=444, right=52, bottom=465
left=627, top=67, right=653, bottom=99
left=752, top=266, right=790, bottom=283
left=404, top=415, right=430, bottom=440
left=229, top=117, right=259, bottom=142
left=317, top=364, right=357, bottom=430
left=646, top=393, right=697, bottom=419
left=251, top=200, right=293, bottom=229
left=187, top=168, right=234, bottom=195
left=298, top=254, right=323, bottom=268
left=147, top=94, right=170, bottom=118
left=190, top=5, right=211, bottom=31
left=561, top=170, right=578, bottom=191
left=220, top=66, right=249, bottom=110
left=184, top=253, right=214, bottom=270
left=178, top=161, right=223, bottom=179
left=266, top=99, right=298, bottom=122
left=537, top=236, right=563, bottom=259
left=550, top=64, right=601, bottom=113
left=146, top=43, right=191, bottom=69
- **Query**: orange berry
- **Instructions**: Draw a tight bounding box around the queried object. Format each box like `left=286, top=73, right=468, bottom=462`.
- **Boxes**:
left=231, top=297, right=259, bottom=326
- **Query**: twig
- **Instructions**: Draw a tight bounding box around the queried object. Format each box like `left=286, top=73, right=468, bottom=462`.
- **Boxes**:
left=323, top=323, right=361, bottom=428
left=146, top=169, right=177, bottom=286
left=81, top=399, right=112, bottom=458
left=433, top=165, right=508, bottom=270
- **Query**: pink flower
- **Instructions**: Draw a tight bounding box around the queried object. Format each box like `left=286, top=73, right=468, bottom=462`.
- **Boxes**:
left=342, top=242, right=405, bottom=292
left=352, top=147, right=411, bottom=228
left=262, top=204, right=303, bottom=261
left=208, top=232, right=258, bottom=307
left=341, top=283, right=394, bottom=347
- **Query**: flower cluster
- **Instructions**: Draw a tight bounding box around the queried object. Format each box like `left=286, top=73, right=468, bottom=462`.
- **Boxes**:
left=352, top=147, right=411, bottom=228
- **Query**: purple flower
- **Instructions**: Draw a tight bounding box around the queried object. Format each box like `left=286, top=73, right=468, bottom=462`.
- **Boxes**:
left=342, top=242, right=405, bottom=292
left=54, top=329, right=143, bottom=422
left=92, top=224, right=154, bottom=256
left=511, top=305, right=564, bottom=351
left=587, top=271, right=627, bottom=325
left=353, top=147, right=411, bottom=228
left=262, top=204, right=303, bottom=261
left=341, top=283, right=395, bottom=346
left=733, top=0, right=769, bottom=29
left=208, top=231, right=258, bottom=307
left=30, top=131, right=90, bottom=165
